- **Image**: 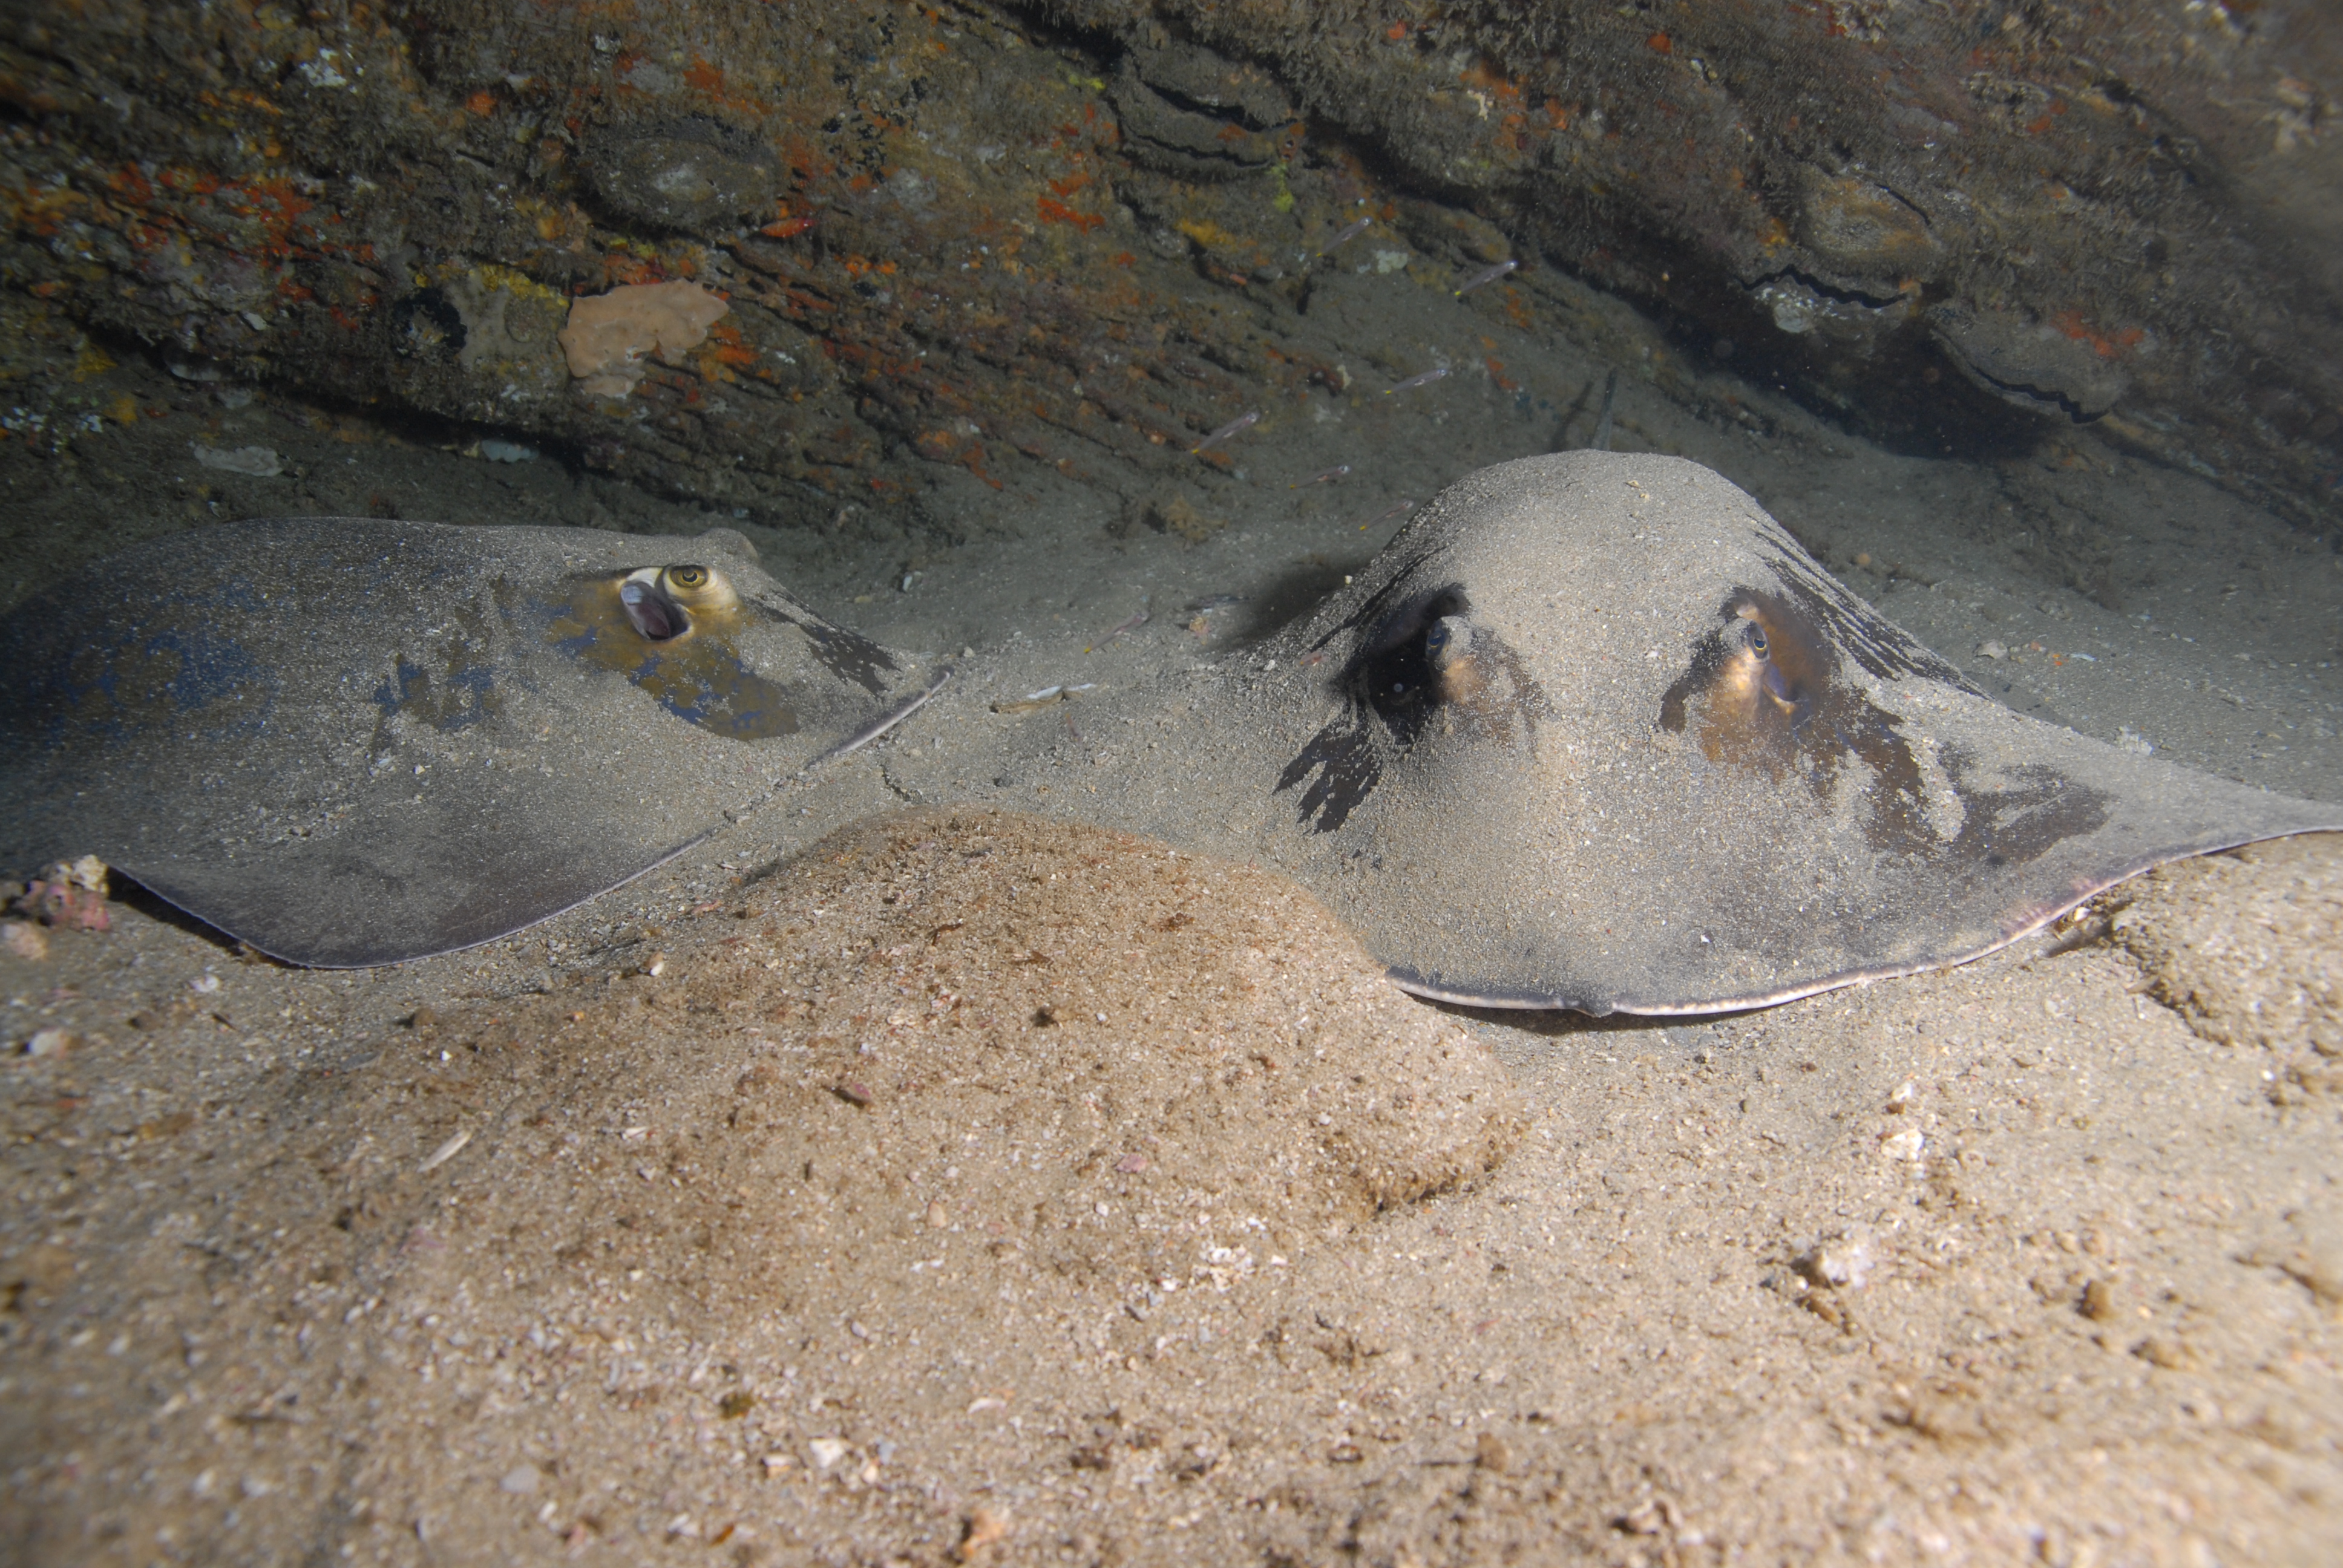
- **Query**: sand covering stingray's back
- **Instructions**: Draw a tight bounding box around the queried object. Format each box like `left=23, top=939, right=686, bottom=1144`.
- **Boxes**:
left=929, top=454, right=2341, bottom=1013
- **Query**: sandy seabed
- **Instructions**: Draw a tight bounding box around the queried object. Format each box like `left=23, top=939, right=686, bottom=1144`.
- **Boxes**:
left=5, top=206, right=2342, bottom=1564
left=2, top=808, right=2338, bottom=1567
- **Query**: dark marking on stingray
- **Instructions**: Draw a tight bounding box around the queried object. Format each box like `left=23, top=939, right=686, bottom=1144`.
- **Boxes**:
left=18, top=616, right=280, bottom=751
left=1935, top=750, right=2112, bottom=875
left=1754, top=519, right=1980, bottom=694
left=1279, top=584, right=1546, bottom=832
left=809, top=664, right=954, bottom=768
left=1303, top=545, right=1446, bottom=659
left=788, top=615, right=900, bottom=696
left=1659, top=586, right=1932, bottom=855
left=1357, top=584, right=1478, bottom=748
left=1660, top=581, right=2110, bottom=869
left=369, top=596, right=505, bottom=746
left=1275, top=718, right=1381, bottom=832
left=676, top=578, right=902, bottom=695
left=370, top=655, right=499, bottom=737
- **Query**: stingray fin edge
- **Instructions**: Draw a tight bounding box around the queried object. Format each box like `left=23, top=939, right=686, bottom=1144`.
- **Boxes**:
left=1387, top=823, right=2343, bottom=1018
left=114, top=831, right=713, bottom=969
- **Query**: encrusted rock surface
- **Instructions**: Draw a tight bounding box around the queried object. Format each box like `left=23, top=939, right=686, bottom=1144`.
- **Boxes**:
left=1, top=0, right=2335, bottom=524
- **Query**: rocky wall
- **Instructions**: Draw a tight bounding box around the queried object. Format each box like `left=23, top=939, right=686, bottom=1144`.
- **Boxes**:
left=1, top=0, right=2336, bottom=531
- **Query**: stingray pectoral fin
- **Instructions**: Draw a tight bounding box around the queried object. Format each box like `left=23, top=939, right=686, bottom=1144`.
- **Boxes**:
left=115, top=817, right=705, bottom=967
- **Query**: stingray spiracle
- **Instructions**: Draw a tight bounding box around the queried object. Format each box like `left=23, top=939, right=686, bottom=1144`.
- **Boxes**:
left=618, top=563, right=738, bottom=641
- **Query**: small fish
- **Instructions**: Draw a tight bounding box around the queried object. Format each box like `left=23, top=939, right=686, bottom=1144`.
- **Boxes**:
left=1322, top=215, right=1372, bottom=253
left=993, top=689, right=1064, bottom=715
left=1355, top=498, right=1417, bottom=530
left=1590, top=368, right=1620, bottom=452
left=992, top=682, right=1097, bottom=714
left=1290, top=464, right=1351, bottom=489
left=1383, top=367, right=1449, bottom=396
left=1190, top=410, right=1260, bottom=454
left=1453, top=259, right=1518, bottom=298
left=1087, top=602, right=1150, bottom=653
left=1184, top=593, right=1244, bottom=613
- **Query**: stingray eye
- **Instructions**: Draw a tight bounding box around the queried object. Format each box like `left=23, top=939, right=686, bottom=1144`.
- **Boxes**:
left=1358, top=585, right=1470, bottom=724
left=1745, top=622, right=1770, bottom=660
left=1425, top=615, right=1473, bottom=672
left=656, top=563, right=737, bottom=613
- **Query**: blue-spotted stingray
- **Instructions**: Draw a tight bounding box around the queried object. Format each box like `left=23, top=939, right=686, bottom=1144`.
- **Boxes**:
left=0, top=518, right=940, bottom=966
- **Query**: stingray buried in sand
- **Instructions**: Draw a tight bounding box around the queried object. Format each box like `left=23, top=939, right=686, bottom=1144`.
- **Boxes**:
left=936, top=451, right=2341, bottom=1013
left=0, top=518, right=941, bottom=967
left=2, top=454, right=2335, bottom=1011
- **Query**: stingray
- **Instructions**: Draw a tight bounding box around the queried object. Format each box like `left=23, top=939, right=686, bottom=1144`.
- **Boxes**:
left=914, top=451, right=2340, bottom=1013
left=0, top=517, right=942, bottom=966
left=5, top=459, right=2335, bottom=1008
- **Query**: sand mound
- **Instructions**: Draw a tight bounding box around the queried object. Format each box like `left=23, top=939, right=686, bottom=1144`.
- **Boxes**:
left=8, top=823, right=2342, bottom=1566
left=2114, top=832, right=2342, bottom=1088
left=2, top=811, right=1521, bottom=1564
